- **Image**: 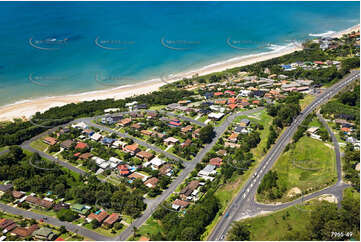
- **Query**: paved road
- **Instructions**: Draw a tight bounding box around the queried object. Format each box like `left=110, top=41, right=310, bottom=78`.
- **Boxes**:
left=317, top=112, right=342, bottom=184
left=0, top=203, right=111, bottom=241
left=208, top=71, right=359, bottom=241
left=115, top=107, right=264, bottom=241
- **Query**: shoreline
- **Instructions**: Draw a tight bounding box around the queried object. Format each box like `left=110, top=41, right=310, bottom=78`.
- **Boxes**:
left=0, top=24, right=359, bottom=122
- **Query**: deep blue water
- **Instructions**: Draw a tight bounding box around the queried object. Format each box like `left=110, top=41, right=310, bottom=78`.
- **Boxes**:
left=0, top=1, right=359, bottom=105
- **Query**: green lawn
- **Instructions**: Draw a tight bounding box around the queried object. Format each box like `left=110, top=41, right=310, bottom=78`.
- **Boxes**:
left=231, top=200, right=323, bottom=241
left=258, top=136, right=337, bottom=203
left=300, top=94, right=315, bottom=110
left=149, top=105, right=166, bottom=111
left=130, top=217, right=164, bottom=240
left=30, top=139, right=49, bottom=152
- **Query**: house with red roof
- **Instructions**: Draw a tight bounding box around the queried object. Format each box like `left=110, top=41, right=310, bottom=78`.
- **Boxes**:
left=224, top=90, right=236, bottom=96
left=209, top=157, right=223, bottom=167
left=118, top=164, right=130, bottom=176
left=123, top=143, right=140, bottom=155
left=42, top=137, right=57, bottom=146
left=75, top=142, right=88, bottom=150
left=103, top=213, right=120, bottom=228
left=228, top=104, right=238, bottom=110
left=214, top=92, right=223, bottom=96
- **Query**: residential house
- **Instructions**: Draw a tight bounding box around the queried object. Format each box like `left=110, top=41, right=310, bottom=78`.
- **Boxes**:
left=71, top=204, right=91, bottom=215
left=208, top=112, right=224, bottom=121
left=144, top=177, right=159, bottom=188
left=217, top=150, right=227, bottom=156
left=239, top=119, right=250, bottom=127
left=87, top=211, right=109, bottom=223
left=164, top=137, right=179, bottom=146
left=198, top=164, right=216, bottom=177
left=91, top=133, right=102, bottom=141
left=180, top=180, right=199, bottom=200
left=24, top=196, right=54, bottom=210
left=0, top=184, right=13, bottom=193
left=228, top=133, right=239, bottom=143
left=11, top=224, right=39, bottom=238
left=172, top=199, right=190, bottom=210
left=0, top=219, right=16, bottom=233
left=60, top=140, right=73, bottom=149
left=181, top=125, right=193, bottom=134
left=136, top=151, right=154, bottom=161
left=12, top=191, right=25, bottom=199
left=117, top=118, right=132, bottom=127
left=225, top=142, right=240, bottom=149
left=42, top=137, right=57, bottom=146
left=159, top=164, right=173, bottom=176
left=141, top=130, right=153, bottom=136
left=33, top=227, right=56, bottom=241
left=53, top=202, right=70, bottom=212
left=123, top=143, right=140, bottom=155
left=75, top=142, right=88, bottom=150
left=72, top=122, right=87, bottom=129
left=79, top=153, right=92, bottom=160
left=103, top=213, right=120, bottom=228
left=144, top=157, right=165, bottom=170
left=181, top=139, right=192, bottom=148
left=118, top=165, right=130, bottom=176
left=209, top=157, right=222, bottom=167
left=128, top=172, right=149, bottom=182
left=131, top=123, right=142, bottom=129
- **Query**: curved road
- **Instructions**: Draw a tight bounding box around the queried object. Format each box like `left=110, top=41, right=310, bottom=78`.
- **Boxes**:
left=208, top=70, right=359, bottom=241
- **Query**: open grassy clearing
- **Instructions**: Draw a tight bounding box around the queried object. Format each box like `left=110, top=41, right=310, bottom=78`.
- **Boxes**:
left=257, top=136, right=337, bottom=203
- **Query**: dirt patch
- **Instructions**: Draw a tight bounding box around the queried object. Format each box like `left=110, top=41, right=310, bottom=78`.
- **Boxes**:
left=287, top=187, right=302, bottom=198
left=324, top=143, right=334, bottom=149
left=318, top=194, right=338, bottom=203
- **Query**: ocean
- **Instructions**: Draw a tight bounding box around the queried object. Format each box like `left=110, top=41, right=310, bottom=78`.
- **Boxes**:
left=0, top=1, right=359, bottom=106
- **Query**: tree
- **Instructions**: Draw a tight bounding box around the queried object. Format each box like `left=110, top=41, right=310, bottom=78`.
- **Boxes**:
left=228, top=222, right=251, bottom=241
left=199, top=125, right=216, bottom=144
left=56, top=209, right=78, bottom=222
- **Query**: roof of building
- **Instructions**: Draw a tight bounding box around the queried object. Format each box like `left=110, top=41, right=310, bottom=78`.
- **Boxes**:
left=43, top=137, right=57, bottom=145
left=173, top=199, right=190, bottom=208
left=75, top=142, right=88, bottom=150
left=103, top=213, right=120, bottom=225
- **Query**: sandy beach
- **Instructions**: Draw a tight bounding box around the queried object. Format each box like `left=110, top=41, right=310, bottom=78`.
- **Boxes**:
left=0, top=25, right=359, bottom=122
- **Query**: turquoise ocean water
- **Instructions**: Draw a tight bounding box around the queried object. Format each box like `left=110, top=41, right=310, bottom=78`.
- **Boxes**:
left=0, top=1, right=359, bottom=106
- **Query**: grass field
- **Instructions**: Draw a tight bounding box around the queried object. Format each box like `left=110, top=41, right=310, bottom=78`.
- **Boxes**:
left=300, top=94, right=315, bottom=110
left=231, top=199, right=323, bottom=241
left=258, top=136, right=337, bottom=202
left=30, top=139, right=49, bottom=152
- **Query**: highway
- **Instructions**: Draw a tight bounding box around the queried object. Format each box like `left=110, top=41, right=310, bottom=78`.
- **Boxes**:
left=208, top=70, right=359, bottom=241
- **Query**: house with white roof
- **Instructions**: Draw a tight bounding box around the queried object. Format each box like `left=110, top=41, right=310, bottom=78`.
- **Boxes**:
left=91, top=133, right=102, bottom=141
left=72, top=122, right=88, bottom=129
left=208, top=112, right=224, bottom=121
